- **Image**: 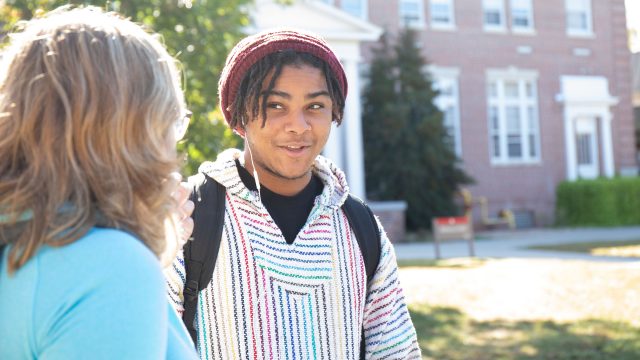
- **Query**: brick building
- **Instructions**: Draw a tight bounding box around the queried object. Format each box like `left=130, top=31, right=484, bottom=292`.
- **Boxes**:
left=320, top=0, right=637, bottom=227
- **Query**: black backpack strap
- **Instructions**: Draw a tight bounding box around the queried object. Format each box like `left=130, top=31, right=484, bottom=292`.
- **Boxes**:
left=182, top=173, right=226, bottom=345
left=0, top=243, right=5, bottom=264
left=342, top=194, right=381, bottom=360
left=343, top=194, right=381, bottom=284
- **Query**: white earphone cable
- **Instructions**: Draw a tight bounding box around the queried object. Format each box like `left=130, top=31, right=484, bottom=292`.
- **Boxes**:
left=245, top=133, right=262, bottom=201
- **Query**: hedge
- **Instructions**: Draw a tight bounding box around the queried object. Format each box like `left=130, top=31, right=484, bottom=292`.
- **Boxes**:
left=556, top=177, right=640, bottom=226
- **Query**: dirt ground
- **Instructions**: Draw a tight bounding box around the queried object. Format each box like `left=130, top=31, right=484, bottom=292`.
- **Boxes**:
left=399, top=258, right=640, bottom=325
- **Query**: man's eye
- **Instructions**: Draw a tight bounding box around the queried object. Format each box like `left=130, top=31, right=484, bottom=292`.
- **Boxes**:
left=309, top=103, right=324, bottom=110
left=267, top=103, right=283, bottom=109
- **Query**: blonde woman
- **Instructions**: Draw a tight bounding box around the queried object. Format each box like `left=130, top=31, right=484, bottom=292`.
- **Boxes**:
left=0, top=6, right=197, bottom=359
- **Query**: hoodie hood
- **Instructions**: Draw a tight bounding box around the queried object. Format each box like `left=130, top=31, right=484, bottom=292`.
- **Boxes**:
left=198, top=149, right=350, bottom=210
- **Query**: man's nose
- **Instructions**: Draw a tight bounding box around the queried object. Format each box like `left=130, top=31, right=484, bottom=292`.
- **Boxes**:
left=284, top=109, right=311, bottom=134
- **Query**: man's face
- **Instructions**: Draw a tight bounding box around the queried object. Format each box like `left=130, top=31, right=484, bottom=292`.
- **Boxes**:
left=242, top=64, right=333, bottom=194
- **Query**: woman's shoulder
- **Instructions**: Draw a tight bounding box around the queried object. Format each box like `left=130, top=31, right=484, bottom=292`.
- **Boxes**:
left=38, top=227, right=164, bottom=292
left=1, top=228, right=176, bottom=359
left=67, top=227, right=157, bottom=262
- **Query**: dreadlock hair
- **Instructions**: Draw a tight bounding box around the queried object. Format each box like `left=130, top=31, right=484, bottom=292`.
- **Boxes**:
left=229, top=50, right=345, bottom=129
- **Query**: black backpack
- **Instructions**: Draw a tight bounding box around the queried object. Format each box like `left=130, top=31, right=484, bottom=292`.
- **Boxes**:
left=182, top=173, right=381, bottom=359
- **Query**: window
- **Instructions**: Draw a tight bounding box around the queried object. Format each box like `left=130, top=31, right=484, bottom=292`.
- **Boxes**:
left=483, top=0, right=505, bottom=31
left=487, top=72, right=540, bottom=164
left=318, top=0, right=334, bottom=4
left=431, top=69, right=462, bottom=156
left=565, top=0, right=592, bottom=36
left=511, top=0, right=533, bottom=32
left=576, top=133, right=593, bottom=165
left=342, top=0, right=367, bottom=19
left=430, top=0, right=455, bottom=28
left=399, top=0, right=425, bottom=28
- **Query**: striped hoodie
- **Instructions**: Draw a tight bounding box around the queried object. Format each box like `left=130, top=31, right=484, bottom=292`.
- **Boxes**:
left=166, top=149, right=421, bottom=359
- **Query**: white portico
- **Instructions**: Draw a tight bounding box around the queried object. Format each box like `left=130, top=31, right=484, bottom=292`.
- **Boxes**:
left=249, top=0, right=382, bottom=199
left=556, top=76, right=619, bottom=180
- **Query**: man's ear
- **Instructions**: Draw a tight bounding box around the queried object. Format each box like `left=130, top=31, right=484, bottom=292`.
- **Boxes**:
left=234, top=126, right=246, bottom=138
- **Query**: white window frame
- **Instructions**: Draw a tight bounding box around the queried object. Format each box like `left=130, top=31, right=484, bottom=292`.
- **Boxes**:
left=486, top=68, right=541, bottom=165
left=430, top=0, right=455, bottom=30
left=399, top=0, right=426, bottom=29
left=483, top=0, right=506, bottom=32
left=430, top=66, right=462, bottom=157
left=565, top=0, right=593, bottom=37
left=341, top=0, right=368, bottom=20
left=510, top=0, right=534, bottom=34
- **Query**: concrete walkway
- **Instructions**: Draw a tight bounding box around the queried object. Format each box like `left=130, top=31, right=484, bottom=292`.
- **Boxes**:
left=394, top=226, right=640, bottom=262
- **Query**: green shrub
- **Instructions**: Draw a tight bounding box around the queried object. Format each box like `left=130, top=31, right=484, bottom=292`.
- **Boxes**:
left=556, top=177, right=640, bottom=226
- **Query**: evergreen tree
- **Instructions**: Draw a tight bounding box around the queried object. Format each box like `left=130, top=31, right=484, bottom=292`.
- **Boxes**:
left=362, top=29, right=472, bottom=230
left=362, top=33, right=398, bottom=197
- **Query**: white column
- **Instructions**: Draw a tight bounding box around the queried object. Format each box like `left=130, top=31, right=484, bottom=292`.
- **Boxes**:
left=564, top=108, right=577, bottom=180
left=600, top=111, right=615, bottom=178
left=323, top=123, right=343, bottom=170
left=343, top=58, right=366, bottom=199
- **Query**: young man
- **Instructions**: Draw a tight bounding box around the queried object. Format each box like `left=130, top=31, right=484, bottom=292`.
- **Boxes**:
left=166, top=29, right=421, bottom=359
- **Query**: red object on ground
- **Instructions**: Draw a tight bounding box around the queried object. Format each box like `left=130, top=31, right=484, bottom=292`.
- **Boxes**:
left=434, top=216, right=469, bottom=225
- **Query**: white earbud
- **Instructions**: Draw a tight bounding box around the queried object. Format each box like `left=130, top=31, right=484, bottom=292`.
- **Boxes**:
left=244, top=131, right=262, bottom=199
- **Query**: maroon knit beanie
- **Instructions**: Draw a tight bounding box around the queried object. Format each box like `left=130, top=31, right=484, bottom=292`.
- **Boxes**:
left=218, top=29, right=348, bottom=127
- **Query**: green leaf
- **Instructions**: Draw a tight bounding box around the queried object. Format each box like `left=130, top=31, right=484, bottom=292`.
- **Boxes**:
left=0, top=0, right=252, bottom=173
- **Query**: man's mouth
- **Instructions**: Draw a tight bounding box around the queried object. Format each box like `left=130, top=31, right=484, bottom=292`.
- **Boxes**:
left=279, top=144, right=311, bottom=155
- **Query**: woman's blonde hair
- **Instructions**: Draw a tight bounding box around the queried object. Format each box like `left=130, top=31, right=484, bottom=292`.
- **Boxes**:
left=0, top=6, right=186, bottom=272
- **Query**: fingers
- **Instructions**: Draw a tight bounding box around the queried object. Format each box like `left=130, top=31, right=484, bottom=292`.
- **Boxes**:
left=180, top=215, right=194, bottom=243
left=180, top=198, right=195, bottom=220
left=171, top=180, right=193, bottom=215
left=176, top=191, right=195, bottom=243
left=167, top=171, right=183, bottom=190
left=173, top=181, right=191, bottom=205
left=168, top=176, right=195, bottom=245
left=174, top=200, right=194, bottom=247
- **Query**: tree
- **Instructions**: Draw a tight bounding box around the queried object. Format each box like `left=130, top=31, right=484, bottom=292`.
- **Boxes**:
left=0, top=0, right=252, bottom=174
left=635, top=107, right=640, bottom=152
left=362, top=29, right=473, bottom=230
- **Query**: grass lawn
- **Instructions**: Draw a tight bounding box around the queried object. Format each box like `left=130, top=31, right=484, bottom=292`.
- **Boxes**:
left=398, top=257, right=486, bottom=268
left=399, top=258, right=640, bottom=359
left=527, top=239, right=640, bottom=258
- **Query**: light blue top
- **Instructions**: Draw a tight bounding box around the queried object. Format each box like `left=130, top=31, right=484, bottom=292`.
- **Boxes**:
left=0, top=228, right=197, bottom=360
